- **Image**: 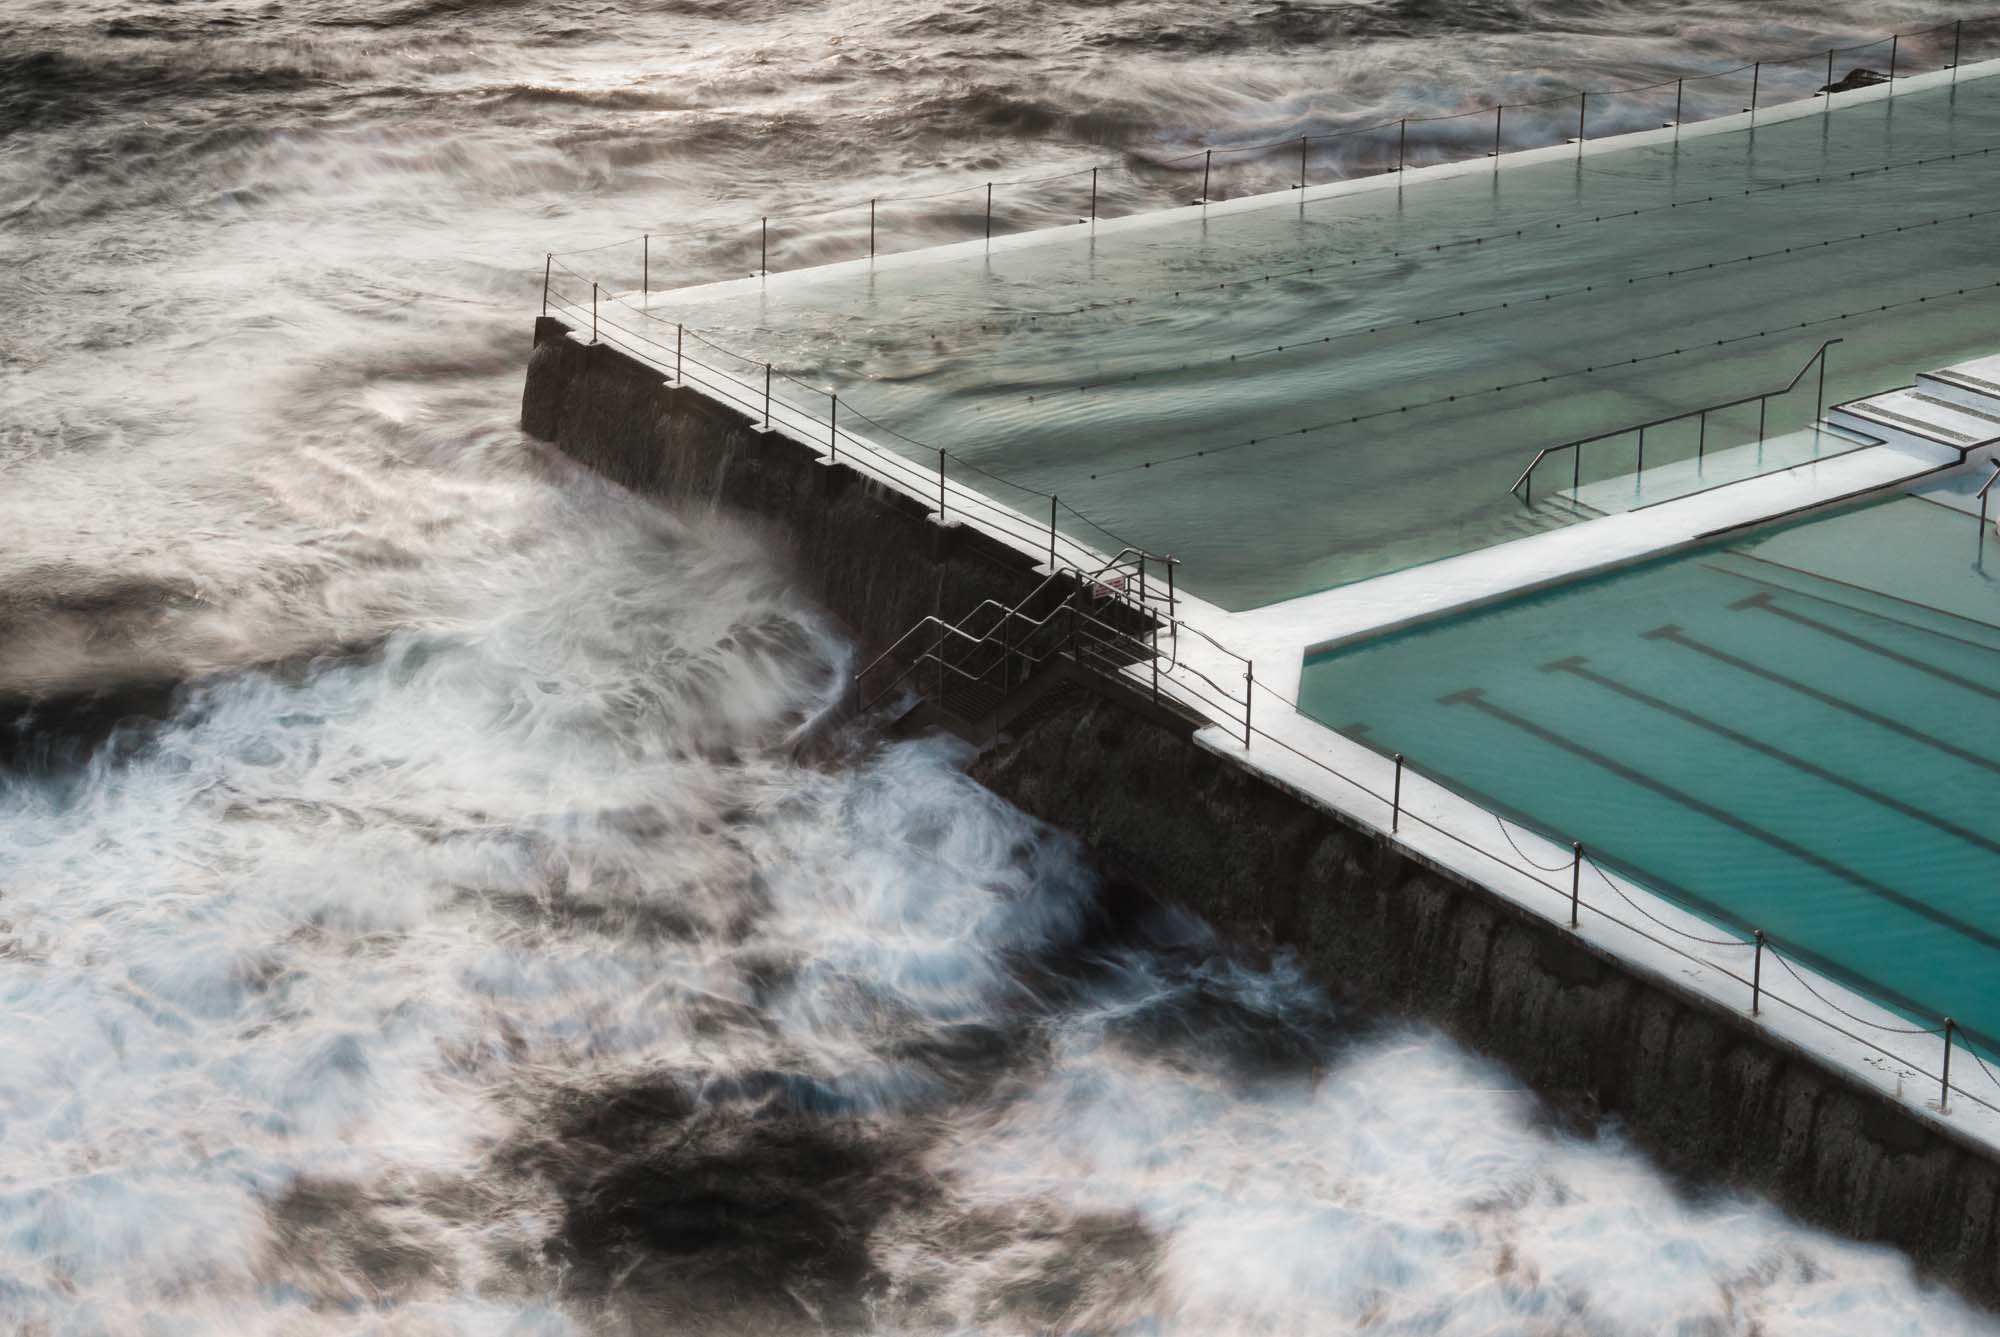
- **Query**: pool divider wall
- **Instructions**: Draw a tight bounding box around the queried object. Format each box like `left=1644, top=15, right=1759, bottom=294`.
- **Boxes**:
left=519, top=315, right=2000, bottom=1305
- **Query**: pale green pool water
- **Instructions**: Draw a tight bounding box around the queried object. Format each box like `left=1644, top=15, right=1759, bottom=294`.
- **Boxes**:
left=1300, top=496, right=2000, bottom=1046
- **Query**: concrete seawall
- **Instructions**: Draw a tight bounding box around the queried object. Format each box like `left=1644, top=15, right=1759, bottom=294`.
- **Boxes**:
left=520, top=315, right=2000, bottom=1304
left=522, top=316, right=1058, bottom=662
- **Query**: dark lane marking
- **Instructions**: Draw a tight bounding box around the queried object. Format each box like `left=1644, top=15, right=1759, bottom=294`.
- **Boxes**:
left=1545, top=656, right=2000, bottom=857
left=1437, top=687, right=2000, bottom=952
left=1644, top=625, right=2000, bottom=778
left=1711, top=547, right=2000, bottom=646
left=1732, top=592, right=2000, bottom=702
left=1699, top=558, right=2000, bottom=657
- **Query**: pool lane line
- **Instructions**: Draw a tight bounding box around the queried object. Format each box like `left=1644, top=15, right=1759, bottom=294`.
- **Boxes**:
left=1643, top=625, right=2000, bottom=777
left=1436, top=687, right=2000, bottom=951
left=977, top=202, right=2000, bottom=407
left=1543, top=656, right=2000, bottom=857
left=1731, top=592, right=2000, bottom=701
left=1700, top=556, right=2000, bottom=657
left=952, top=142, right=2000, bottom=345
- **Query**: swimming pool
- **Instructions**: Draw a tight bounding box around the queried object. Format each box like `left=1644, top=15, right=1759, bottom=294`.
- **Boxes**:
left=655, top=73, right=2000, bottom=609
left=1299, top=493, right=2000, bottom=1046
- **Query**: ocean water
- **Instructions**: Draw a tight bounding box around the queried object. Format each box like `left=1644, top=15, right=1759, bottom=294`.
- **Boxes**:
left=4, top=1, right=1999, bottom=1331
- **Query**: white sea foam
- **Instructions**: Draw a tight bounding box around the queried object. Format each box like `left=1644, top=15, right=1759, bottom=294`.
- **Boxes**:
left=2, top=0, right=1995, bottom=1329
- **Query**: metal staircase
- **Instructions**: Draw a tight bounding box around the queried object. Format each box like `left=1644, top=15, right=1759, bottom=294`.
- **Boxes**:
left=855, top=549, right=1245, bottom=745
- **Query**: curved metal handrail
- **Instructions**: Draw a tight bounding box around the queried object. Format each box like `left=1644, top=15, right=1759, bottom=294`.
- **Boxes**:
left=1509, top=338, right=1842, bottom=500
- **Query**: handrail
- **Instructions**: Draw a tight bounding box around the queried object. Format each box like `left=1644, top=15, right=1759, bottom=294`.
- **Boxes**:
left=854, top=478, right=2000, bottom=1115
left=852, top=557, right=1142, bottom=695
left=1976, top=460, right=2000, bottom=557
left=855, top=549, right=1245, bottom=729
left=1510, top=339, right=1842, bottom=503
left=854, top=555, right=1169, bottom=716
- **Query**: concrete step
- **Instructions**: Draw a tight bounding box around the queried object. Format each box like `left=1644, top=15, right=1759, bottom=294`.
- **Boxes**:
left=1829, top=390, right=1986, bottom=464
left=1915, top=371, right=2000, bottom=423
left=1918, top=353, right=2000, bottom=418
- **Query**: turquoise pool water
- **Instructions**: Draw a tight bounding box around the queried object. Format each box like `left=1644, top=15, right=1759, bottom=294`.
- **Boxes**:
left=1299, top=495, right=2000, bottom=1046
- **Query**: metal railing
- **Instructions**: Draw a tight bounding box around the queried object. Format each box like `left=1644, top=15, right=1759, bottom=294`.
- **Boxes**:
left=548, top=14, right=2000, bottom=294
left=536, top=282, right=1157, bottom=577
left=1510, top=340, right=1845, bottom=506
left=855, top=551, right=1253, bottom=746
left=1978, top=459, right=2000, bottom=563
left=860, top=531, right=2000, bottom=1125
left=1229, top=669, right=2000, bottom=1122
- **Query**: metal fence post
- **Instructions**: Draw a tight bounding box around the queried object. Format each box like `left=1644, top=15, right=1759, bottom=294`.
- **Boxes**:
left=542, top=254, right=551, bottom=316
left=1201, top=149, right=1212, bottom=203
left=869, top=199, right=876, bottom=259
left=1569, top=842, right=1583, bottom=928
left=1243, top=663, right=1252, bottom=748
left=985, top=183, right=993, bottom=242
left=1750, top=62, right=1760, bottom=120
left=762, top=364, right=773, bottom=425
left=1572, top=445, right=1581, bottom=494
left=1089, top=168, right=1098, bottom=224
left=1049, top=495, right=1057, bottom=566
left=1697, top=409, right=1707, bottom=462
left=1576, top=91, right=1586, bottom=152
left=1752, top=929, right=1765, bottom=1013
left=829, top=393, right=838, bottom=462
left=938, top=448, right=946, bottom=519
left=642, top=233, right=648, bottom=306
left=1166, top=557, right=1176, bottom=618
left=1398, top=118, right=1408, bottom=174
left=676, top=323, right=683, bottom=380
left=760, top=217, right=767, bottom=275
left=1815, top=345, right=1829, bottom=427
left=1757, top=395, right=1767, bottom=445
left=1890, top=34, right=1899, bottom=83
left=1299, top=134, right=1308, bottom=190
left=591, top=282, right=598, bottom=342
left=1002, top=607, right=1014, bottom=691
left=1954, top=19, right=1963, bottom=80
left=1493, top=105, right=1502, bottom=164
left=1943, top=1018, right=1956, bottom=1108
left=1825, top=49, right=1835, bottom=111
left=1636, top=424, right=1646, bottom=475
left=1391, top=753, right=1404, bottom=831
left=1674, top=77, right=1684, bottom=132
